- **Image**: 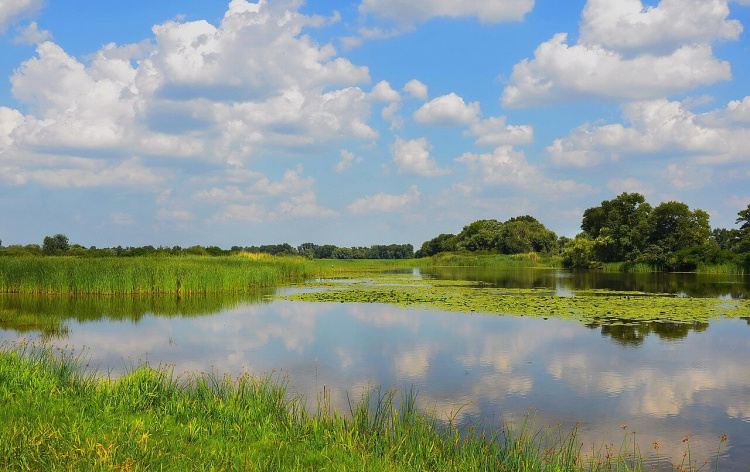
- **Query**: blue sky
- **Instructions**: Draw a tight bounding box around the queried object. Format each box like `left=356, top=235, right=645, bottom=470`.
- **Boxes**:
left=1, top=0, right=749, bottom=249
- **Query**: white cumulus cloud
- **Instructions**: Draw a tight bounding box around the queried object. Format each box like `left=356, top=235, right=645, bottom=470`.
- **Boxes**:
left=0, top=0, right=43, bottom=31
left=391, top=137, right=449, bottom=177
left=580, top=0, right=743, bottom=55
left=548, top=98, right=750, bottom=166
left=413, top=92, right=480, bottom=126
left=464, top=116, right=534, bottom=146
left=456, top=146, right=593, bottom=194
left=403, top=79, right=428, bottom=100
left=347, top=185, right=421, bottom=213
left=502, top=34, right=731, bottom=107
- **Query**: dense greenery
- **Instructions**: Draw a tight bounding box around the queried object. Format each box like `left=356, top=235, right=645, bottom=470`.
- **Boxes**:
left=563, top=194, right=750, bottom=271
left=0, top=255, right=320, bottom=295
left=415, top=194, right=750, bottom=273
left=1, top=344, right=715, bottom=471
left=415, top=216, right=558, bottom=258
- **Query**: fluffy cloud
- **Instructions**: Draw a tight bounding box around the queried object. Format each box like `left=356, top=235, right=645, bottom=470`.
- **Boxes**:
left=197, top=165, right=336, bottom=223
left=347, top=185, right=420, bottom=213
left=464, top=116, right=534, bottom=146
left=12, top=21, right=51, bottom=44
left=606, top=178, right=653, bottom=196
left=580, top=0, right=743, bottom=54
left=359, top=0, right=534, bottom=25
left=391, top=137, right=449, bottom=177
left=0, top=157, right=166, bottom=189
left=0, top=0, right=43, bottom=31
left=335, top=149, right=362, bottom=173
left=404, top=79, right=428, bottom=100
left=413, top=92, right=480, bottom=126
left=2, top=0, right=378, bottom=191
left=502, top=34, right=731, bottom=107
left=369, top=80, right=401, bottom=102
left=548, top=98, right=750, bottom=166
left=456, top=145, right=593, bottom=194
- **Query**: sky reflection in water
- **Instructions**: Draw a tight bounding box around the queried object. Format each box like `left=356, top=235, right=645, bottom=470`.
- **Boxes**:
left=1, top=270, right=749, bottom=469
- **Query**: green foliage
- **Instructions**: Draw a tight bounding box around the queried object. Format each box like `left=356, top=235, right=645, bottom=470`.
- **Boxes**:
left=42, top=234, right=70, bottom=255
left=561, top=237, right=595, bottom=269
left=581, top=192, right=651, bottom=262
left=417, top=216, right=557, bottom=258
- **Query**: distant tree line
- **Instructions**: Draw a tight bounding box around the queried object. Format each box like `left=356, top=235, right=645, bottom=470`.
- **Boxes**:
left=415, top=193, right=750, bottom=272
left=0, top=235, right=414, bottom=260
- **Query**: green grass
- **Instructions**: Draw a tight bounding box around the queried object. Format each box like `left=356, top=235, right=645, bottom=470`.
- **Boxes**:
left=0, top=343, right=719, bottom=471
left=417, top=252, right=561, bottom=268
left=0, top=255, right=323, bottom=295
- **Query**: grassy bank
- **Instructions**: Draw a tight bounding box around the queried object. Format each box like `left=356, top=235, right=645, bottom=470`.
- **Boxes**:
left=1, top=344, right=711, bottom=471
left=417, top=252, right=561, bottom=268
left=0, top=255, right=321, bottom=295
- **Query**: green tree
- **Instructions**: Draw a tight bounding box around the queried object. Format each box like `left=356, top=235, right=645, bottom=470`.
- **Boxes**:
left=581, top=192, right=651, bottom=262
left=561, top=237, right=595, bottom=269
left=640, top=202, right=711, bottom=269
left=498, top=216, right=557, bottom=254
left=455, top=219, right=503, bottom=252
left=42, top=234, right=70, bottom=255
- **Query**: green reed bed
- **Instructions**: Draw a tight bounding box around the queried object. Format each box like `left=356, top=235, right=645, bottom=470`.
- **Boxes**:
left=0, top=256, right=320, bottom=295
left=0, top=343, right=718, bottom=471
left=418, top=252, right=561, bottom=268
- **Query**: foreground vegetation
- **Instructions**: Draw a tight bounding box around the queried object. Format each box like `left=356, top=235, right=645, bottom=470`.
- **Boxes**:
left=0, top=344, right=724, bottom=471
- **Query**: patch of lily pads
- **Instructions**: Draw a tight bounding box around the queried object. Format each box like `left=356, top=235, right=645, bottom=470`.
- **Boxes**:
left=280, top=276, right=750, bottom=325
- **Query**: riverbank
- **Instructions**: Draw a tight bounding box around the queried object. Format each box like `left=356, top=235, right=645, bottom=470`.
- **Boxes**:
left=1, top=343, right=709, bottom=471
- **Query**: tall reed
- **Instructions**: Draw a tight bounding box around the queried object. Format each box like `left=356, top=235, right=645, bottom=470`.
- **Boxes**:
left=0, top=255, right=321, bottom=295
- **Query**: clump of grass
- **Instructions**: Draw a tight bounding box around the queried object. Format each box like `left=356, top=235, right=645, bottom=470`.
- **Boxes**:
left=0, top=344, right=731, bottom=471
left=0, top=255, right=323, bottom=295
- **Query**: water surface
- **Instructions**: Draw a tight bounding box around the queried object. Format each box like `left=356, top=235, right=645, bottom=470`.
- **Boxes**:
left=1, top=268, right=749, bottom=469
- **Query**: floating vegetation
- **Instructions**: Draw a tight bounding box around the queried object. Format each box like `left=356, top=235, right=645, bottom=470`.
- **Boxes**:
left=279, top=276, right=750, bottom=324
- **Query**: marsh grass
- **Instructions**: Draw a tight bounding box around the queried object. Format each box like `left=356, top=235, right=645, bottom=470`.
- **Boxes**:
left=0, top=255, right=321, bottom=295
left=0, top=343, right=728, bottom=471
left=419, top=252, right=561, bottom=268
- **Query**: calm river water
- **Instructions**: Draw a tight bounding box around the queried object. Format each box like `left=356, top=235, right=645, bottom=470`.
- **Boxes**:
left=1, top=268, right=749, bottom=469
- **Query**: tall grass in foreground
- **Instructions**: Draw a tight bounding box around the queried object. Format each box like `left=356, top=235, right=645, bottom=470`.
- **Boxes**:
left=0, top=255, right=322, bottom=295
left=0, top=344, right=727, bottom=471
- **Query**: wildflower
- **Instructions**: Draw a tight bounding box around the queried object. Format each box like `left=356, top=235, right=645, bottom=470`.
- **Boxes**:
left=720, top=433, right=728, bottom=442
left=653, top=441, right=660, bottom=449
left=621, top=424, right=627, bottom=429
left=683, top=434, right=690, bottom=443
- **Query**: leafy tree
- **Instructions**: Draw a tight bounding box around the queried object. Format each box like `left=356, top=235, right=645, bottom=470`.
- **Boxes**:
left=643, top=202, right=710, bottom=254
left=581, top=193, right=651, bottom=262
left=42, top=234, right=70, bottom=255
left=455, top=220, right=503, bottom=252
left=561, top=237, right=595, bottom=269
left=737, top=203, right=750, bottom=232
left=498, top=216, right=557, bottom=254
left=416, top=233, right=457, bottom=257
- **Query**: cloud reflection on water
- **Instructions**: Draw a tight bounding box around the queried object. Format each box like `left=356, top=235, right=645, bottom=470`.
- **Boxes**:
left=1, top=296, right=749, bottom=467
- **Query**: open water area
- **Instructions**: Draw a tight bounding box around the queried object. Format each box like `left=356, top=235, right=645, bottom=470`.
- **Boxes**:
left=2, top=268, right=749, bottom=469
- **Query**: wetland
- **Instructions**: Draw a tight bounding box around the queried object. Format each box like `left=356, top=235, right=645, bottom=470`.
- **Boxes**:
left=1, top=263, right=750, bottom=469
